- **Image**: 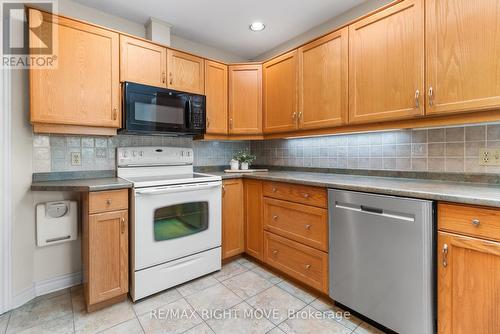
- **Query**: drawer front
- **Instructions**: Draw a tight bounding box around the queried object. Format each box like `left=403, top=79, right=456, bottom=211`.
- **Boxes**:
left=89, top=189, right=128, bottom=214
left=263, top=198, right=328, bottom=251
left=438, top=202, right=500, bottom=242
left=263, top=181, right=327, bottom=208
left=264, top=231, right=328, bottom=293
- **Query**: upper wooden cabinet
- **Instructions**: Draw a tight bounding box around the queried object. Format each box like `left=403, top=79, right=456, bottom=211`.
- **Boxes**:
left=205, top=61, right=228, bottom=135
left=167, top=49, right=204, bottom=94
left=120, top=35, right=167, bottom=87
left=298, top=28, right=348, bottom=130
left=222, top=179, right=245, bottom=259
left=263, top=50, right=299, bottom=133
left=348, top=0, right=424, bottom=124
left=438, top=232, right=500, bottom=334
left=29, top=10, right=120, bottom=134
left=228, top=64, right=262, bottom=135
left=426, top=0, right=500, bottom=115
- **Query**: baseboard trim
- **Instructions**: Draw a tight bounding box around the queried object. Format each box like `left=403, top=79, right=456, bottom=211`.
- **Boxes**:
left=11, top=271, right=82, bottom=309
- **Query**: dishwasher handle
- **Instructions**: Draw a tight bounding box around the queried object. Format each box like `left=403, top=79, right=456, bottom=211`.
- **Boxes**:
left=360, top=205, right=384, bottom=215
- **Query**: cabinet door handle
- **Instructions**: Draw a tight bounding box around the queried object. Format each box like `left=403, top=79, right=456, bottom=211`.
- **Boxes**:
left=229, top=119, right=233, bottom=129
left=272, top=187, right=277, bottom=192
left=304, top=224, right=311, bottom=230
left=303, top=193, right=310, bottom=198
left=442, top=244, right=448, bottom=267
left=428, top=87, right=434, bottom=106
left=162, top=72, right=166, bottom=84
left=121, top=217, right=126, bottom=234
left=222, top=185, right=225, bottom=195
left=272, top=249, right=279, bottom=255
left=304, top=264, right=311, bottom=270
left=273, top=215, right=279, bottom=221
left=106, top=199, right=112, bottom=205
left=414, top=89, right=420, bottom=108
left=169, top=72, right=173, bottom=85
left=112, top=108, right=118, bottom=120
left=472, top=218, right=480, bottom=226
left=206, top=117, right=210, bottom=128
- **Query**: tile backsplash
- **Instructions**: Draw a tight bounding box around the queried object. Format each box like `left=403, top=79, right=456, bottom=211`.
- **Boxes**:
left=33, top=123, right=500, bottom=174
left=250, top=124, right=500, bottom=174
left=33, top=134, right=249, bottom=173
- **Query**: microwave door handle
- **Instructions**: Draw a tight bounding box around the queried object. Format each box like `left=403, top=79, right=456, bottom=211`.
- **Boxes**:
left=135, top=182, right=221, bottom=196
left=186, top=98, right=193, bottom=128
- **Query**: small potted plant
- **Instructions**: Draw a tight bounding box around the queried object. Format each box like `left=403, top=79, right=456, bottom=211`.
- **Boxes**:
left=234, top=150, right=256, bottom=170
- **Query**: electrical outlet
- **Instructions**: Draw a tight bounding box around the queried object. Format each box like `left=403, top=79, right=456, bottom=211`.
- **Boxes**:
left=71, top=152, right=81, bottom=166
left=479, top=148, right=500, bottom=166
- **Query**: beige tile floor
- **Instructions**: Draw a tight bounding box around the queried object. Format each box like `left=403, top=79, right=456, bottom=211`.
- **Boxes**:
left=0, top=258, right=386, bottom=334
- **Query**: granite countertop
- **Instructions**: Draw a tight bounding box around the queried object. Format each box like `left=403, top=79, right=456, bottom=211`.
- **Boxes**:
left=31, top=177, right=133, bottom=192
left=209, top=170, right=500, bottom=208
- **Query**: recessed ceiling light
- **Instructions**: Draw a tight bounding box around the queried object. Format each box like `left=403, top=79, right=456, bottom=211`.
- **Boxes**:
left=249, top=22, right=265, bottom=32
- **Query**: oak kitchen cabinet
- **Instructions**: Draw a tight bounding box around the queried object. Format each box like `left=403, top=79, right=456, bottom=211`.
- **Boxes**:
left=205, top=60, right=228, bottom=135
left=120, top=35, right=167, bottom=87
left=263, top=50, right=299, bottom=133
left=437, top=203, right=500, bottom=334
left=29, top=9, right=121, bottom=135
left=298, top=28, right=348, bottom=130
left=82, top=189, right=129, bottom=312
left=426, top=0, right=500, bottom=115
left=228, top=64, right=263, bottom=135
left=244, top=179, right=263, bottom=261
left=167, top=49, right=205, bottom=94
left=348, top=0, right=424, bottom=124
left=222, top=179, right=245, bottom=259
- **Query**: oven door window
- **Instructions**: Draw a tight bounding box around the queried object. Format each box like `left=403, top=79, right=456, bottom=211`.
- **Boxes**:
left=153, top=202, right=209, bottom=241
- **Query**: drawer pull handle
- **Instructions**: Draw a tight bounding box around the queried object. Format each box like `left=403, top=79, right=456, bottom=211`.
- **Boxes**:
left=106, top=199, right=112, bottom=205
left=272, top=250, right=279, bottom=255
left=273, top=215, right=279, bottom=220
left=303, top=193, right=310, bottom=198
left=304, top=224, right=311, bottom=230
left=304, top=264, right=311, bottom=270
left=472, top=218, right=480, bottom=226
left=442, top=244, right=448, bottom=268
left=272, top=187, right=277, bottom=192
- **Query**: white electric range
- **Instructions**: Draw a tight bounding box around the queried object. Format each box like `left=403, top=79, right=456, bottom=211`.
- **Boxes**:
left=117, top=146, right=222, bottom=301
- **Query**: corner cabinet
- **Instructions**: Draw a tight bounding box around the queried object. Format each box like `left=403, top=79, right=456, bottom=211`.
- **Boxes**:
left=29, top=9, right=120, bottom=135
left=205, top=61, right=228, bottom=135
left=222, top=179, right=245, bottom=259
left=263, top=50, right=299, bottom=133
left=120, top=35, right=167, bottom=87
left=167, top=49, right=205, bottom=94
left=82, top=189, right=129, bottom=312
left=437, top=203, right=500, bottom=333
left=348, top=0, right=424, bottom=124
left=426, top=0, right=500, bottom=115
left=298, top=28, right=348, bottom=130
left=228, top=64, right=263, bottom=135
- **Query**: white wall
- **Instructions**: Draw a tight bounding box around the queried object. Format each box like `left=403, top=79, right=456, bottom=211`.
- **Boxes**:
left=252, top=0, right=393, bottom=61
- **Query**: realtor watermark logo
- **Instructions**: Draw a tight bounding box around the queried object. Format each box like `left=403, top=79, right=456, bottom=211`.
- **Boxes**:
left=2, top=0, right=58, bottom=68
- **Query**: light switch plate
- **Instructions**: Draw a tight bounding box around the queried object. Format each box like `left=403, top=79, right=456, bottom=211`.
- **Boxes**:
left=71, top=152, right=81, bottom=166
left=479, top=148, right=500, bottom=166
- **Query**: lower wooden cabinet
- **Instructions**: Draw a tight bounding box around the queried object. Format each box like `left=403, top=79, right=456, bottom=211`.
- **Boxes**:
left=222, top=179, right=245, bottom=259
left=264, top=231, right=328, bottom=293
left=438, top=231, right=500, bottom=334
left=244, top=179, right=263, bottom=260
left=82, top=189, right=129, bottom=312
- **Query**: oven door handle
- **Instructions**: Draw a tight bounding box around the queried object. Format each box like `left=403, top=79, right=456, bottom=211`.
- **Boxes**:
left=135, top=181, right=221, bottom=196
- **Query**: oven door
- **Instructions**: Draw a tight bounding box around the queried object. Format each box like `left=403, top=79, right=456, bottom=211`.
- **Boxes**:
left=133, top=181, right=221, bottom=270
left=123, top=81, right=202, bottom=135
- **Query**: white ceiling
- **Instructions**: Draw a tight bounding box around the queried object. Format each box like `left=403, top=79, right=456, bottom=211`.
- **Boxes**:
left=72, top=0, right=366, bottom=59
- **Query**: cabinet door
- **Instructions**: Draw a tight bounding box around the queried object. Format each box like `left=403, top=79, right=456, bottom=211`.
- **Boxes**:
left=29, top=10, right=120, bottom=128
left=88, top=210, right=128, bottom=305
left=222, top=179, right=244, bottom=259
left=298, top=28, right=348, bottom=130
left=348, top=0, right=424, bottom=124
left=244, top=179, right=263, bottom=261
left=167, top=49, right=204, bottom=94
left=228, top=64, right=262, bottom=135
left=120, top=35, right=167, bottom=87
left=426, top=0, right=500, bottom=115
left=438, top=232, right=500, bottom=334
left=263, top=50, right=298, bottom=133
left=205, top=61, right=228, bottom=134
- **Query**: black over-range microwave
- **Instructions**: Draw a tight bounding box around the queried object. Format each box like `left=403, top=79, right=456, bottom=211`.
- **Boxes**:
left=120, top=82, right=206, bottom=136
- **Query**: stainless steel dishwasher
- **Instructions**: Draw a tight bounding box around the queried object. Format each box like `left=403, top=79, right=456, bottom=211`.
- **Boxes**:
left=329, top=189, right=434, bottom=334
